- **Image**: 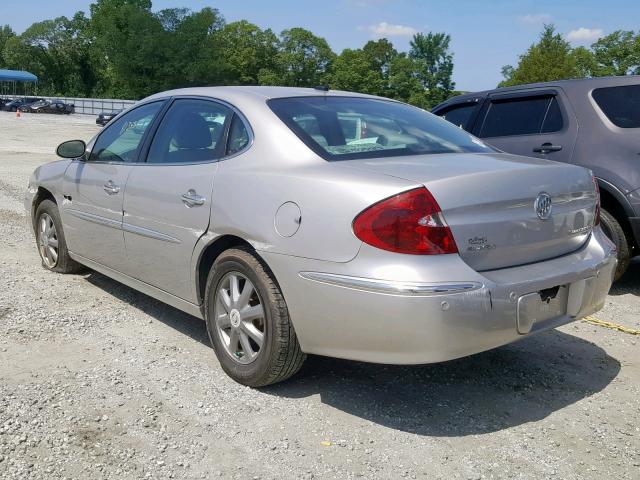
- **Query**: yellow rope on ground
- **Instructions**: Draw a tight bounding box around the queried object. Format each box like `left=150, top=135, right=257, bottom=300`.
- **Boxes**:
left=582, top=316, right=640, bottom=335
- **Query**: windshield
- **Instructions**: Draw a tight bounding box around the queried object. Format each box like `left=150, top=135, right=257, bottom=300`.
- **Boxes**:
left=268, top=96, right=495, bottom=161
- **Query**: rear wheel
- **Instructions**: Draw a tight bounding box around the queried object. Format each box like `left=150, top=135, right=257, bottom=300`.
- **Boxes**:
left=34, top=200, right=82, bottom=273
left=599, top=208, right=630, bottom=281
left=204, top=248, right=306, bottom=387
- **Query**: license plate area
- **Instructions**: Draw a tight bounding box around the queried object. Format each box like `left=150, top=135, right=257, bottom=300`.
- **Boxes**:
left=517, top=284, right=569, bottom=334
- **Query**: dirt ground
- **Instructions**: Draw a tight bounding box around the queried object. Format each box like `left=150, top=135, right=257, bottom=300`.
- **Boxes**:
left=0, top=111, right=638, bottom=480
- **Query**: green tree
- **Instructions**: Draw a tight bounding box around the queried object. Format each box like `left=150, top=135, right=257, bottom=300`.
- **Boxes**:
left=2, top=14, right=94, bottom=96
left=329, top=48, right=383, bottom=95
left=0, top=25, right=16, bottom=65
left=589, top=30, right=640, bottom=76
left=500, top=25, right=582, bottom=86
left=160, top=7, right=225, bottom=88
left=213, top=21, right=278, bottom=85
left=362, top=39, right=397, bottom=75
left=260, top=28, right=335, bottom=87
left=409, top=32, right=455, bottom=108
left=328, top=39, right=398, bottom=96
left=387, top=54, right=425, bottom=105
left=89, top=0, right=168, bottom=97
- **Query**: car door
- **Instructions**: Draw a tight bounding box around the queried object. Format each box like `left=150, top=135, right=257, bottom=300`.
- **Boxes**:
left=474, top=89, right=577, bottom=163
left=61, top=101, right=165, bottom=271
left=121, top=97, right=250, bottom=302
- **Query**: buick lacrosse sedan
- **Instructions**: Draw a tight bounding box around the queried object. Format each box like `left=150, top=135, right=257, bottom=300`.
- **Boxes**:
left=25, top=87, right=616, bottom=386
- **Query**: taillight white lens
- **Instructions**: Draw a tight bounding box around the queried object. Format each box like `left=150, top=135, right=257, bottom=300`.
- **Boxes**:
left=353, top=187, right=458, bottom=255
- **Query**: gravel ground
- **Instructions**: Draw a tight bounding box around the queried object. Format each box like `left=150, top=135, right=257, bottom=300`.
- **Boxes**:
left=0, top=111, right=638, bottom=480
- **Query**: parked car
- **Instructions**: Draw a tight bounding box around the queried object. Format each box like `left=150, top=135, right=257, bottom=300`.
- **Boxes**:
left=25, top=87, right=616, bottom=387
left=96, top=109, right=123, bottom=126
left=21, top=99, right=75, bottom=114
left=432, top=75, right=640, bottom=280
left=3, top=97, right=43, bottom=112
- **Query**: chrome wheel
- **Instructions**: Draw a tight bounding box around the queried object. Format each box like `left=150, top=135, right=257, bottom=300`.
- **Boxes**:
left=214, top=272, right=266, bottom=364
left=37, top=213, right=59, bottom=268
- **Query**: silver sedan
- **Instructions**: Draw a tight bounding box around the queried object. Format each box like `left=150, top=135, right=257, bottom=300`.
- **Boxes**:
left=25, top=87, right=617, bottom=386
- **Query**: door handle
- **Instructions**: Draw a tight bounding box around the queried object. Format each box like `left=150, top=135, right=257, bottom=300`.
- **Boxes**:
left=181, top=189, right=206, bottom=207
left=103, top=180, right=120, bottom=195
left=533, top=143, right=563, bottom=153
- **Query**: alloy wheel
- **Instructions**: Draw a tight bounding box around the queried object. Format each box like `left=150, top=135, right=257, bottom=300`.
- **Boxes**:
left=214, top=272, right=266, bottom=364
left=37, top=213, right=59, bottom=268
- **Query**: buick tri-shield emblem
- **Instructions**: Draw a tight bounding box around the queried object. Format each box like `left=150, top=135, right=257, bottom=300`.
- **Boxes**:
left=534, top=192, right=552, bottom=220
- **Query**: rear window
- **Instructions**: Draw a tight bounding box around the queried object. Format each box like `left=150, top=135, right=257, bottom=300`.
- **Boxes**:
left=480, top=95, right=563, bottom=137
left=592, top=85, right=640, bottom=128
left=268, top=96, right=494, bottom=161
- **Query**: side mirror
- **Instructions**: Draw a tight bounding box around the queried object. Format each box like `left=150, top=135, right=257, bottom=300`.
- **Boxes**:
left=56, top=140, right=86, bottom=159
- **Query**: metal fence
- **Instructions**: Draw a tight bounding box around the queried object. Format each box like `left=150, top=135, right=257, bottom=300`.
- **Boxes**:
left=0, top=94, right=137, bottom=115
left=39, top=96, right=137, bottom=115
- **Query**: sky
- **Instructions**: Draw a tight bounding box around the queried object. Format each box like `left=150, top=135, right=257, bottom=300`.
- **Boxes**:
left=2, top=0, right=639, bottom=91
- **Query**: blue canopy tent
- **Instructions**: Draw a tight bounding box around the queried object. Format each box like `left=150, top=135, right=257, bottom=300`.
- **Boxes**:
left=0, top=69, right=38, bottom=99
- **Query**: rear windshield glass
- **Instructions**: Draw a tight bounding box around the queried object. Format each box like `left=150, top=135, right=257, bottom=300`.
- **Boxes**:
left=592, top=85, right=640, bottom=128
left=268, top=96, right=494, bottom=161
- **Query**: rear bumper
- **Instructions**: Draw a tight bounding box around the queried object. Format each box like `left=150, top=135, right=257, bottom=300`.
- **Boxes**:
left=261, top=228, right=617, bottom=364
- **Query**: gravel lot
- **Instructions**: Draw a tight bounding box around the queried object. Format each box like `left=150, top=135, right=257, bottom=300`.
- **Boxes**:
left=0, top=111, right=638, bottom=480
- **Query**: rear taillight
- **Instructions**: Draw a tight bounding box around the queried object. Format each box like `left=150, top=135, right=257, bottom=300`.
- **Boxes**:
left=353, top=187, right=458, bottom=255
left=592, top=175, right=601, bottom=226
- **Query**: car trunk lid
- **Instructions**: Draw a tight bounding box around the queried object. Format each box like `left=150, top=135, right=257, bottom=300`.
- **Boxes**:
left=338, top=152, right=597, bottom=271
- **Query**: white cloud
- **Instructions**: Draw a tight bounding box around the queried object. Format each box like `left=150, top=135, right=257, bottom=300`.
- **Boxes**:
left=367, top=22, right=417, bottom=37
left=517, top=13, right=552, bottom=25
left=566, top=27, right=604, bottom=43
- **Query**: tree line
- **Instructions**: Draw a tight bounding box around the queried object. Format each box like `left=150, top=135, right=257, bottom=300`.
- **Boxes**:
left=1, top=1, right=639, bottom=105
left=0, top=0, right=456, bottom=108
left=501, top=25, right=640, bottom=86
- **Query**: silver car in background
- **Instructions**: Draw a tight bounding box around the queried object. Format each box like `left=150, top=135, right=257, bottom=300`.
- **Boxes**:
left=25, top=87, right=617, bottom=386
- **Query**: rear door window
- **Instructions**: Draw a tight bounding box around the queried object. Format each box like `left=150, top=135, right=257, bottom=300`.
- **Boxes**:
left=480, top=96, right=555, bottom=137
left=226, top=114, right=251, bottom=155
left=540, top=97, right=563, bottom=133
left=147, top=99, right=231, bottom=164
left=592, top=85, right=640, bottom=128
left=438, top=102, right=478, bottom=131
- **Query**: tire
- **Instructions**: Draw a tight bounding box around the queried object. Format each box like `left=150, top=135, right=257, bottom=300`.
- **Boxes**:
left=599, top=208, right=630, bottom=281
left=204, top=247, right=306, bottom=387
left=34, top=199, right=83, bottom=274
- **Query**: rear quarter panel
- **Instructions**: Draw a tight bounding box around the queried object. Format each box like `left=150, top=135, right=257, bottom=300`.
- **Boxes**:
left=203, top=95, right=415, bottom=263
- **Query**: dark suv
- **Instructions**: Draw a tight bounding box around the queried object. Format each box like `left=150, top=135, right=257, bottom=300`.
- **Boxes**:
left=433, top=75, right=640, bottom=279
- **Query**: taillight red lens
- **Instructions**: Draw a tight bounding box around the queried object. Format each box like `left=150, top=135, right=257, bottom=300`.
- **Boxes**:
left=592, top=175, right=601, bottom=226
left=353, top=187, right=458, bottom=255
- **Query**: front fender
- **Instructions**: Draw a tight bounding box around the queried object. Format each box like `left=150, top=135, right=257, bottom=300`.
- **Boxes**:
left=25, top=159, right=73, bottom=220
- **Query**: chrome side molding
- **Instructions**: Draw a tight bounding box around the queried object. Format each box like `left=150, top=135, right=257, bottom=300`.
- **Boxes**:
left=122, top=222, right=181, bottom=244
left=299, top=271, right=483, bottom=296
left=67, top=209, right=181, bottom=244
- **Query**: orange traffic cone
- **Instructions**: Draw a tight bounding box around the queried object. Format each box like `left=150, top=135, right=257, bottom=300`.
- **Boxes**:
left=16, top=109, right=21, bottom=118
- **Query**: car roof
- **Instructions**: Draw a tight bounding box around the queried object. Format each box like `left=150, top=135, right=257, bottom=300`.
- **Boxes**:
left=435, top=74, right=640, bottom=109
left=144, top=86, right=382, bottom=105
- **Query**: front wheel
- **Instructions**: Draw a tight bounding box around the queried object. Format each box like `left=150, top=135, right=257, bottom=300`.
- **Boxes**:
left=599, top=208, right=630, bottom=281
left=34, top=199, right=82, bottom=273
left=204, top=248, right=306, bottom=387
